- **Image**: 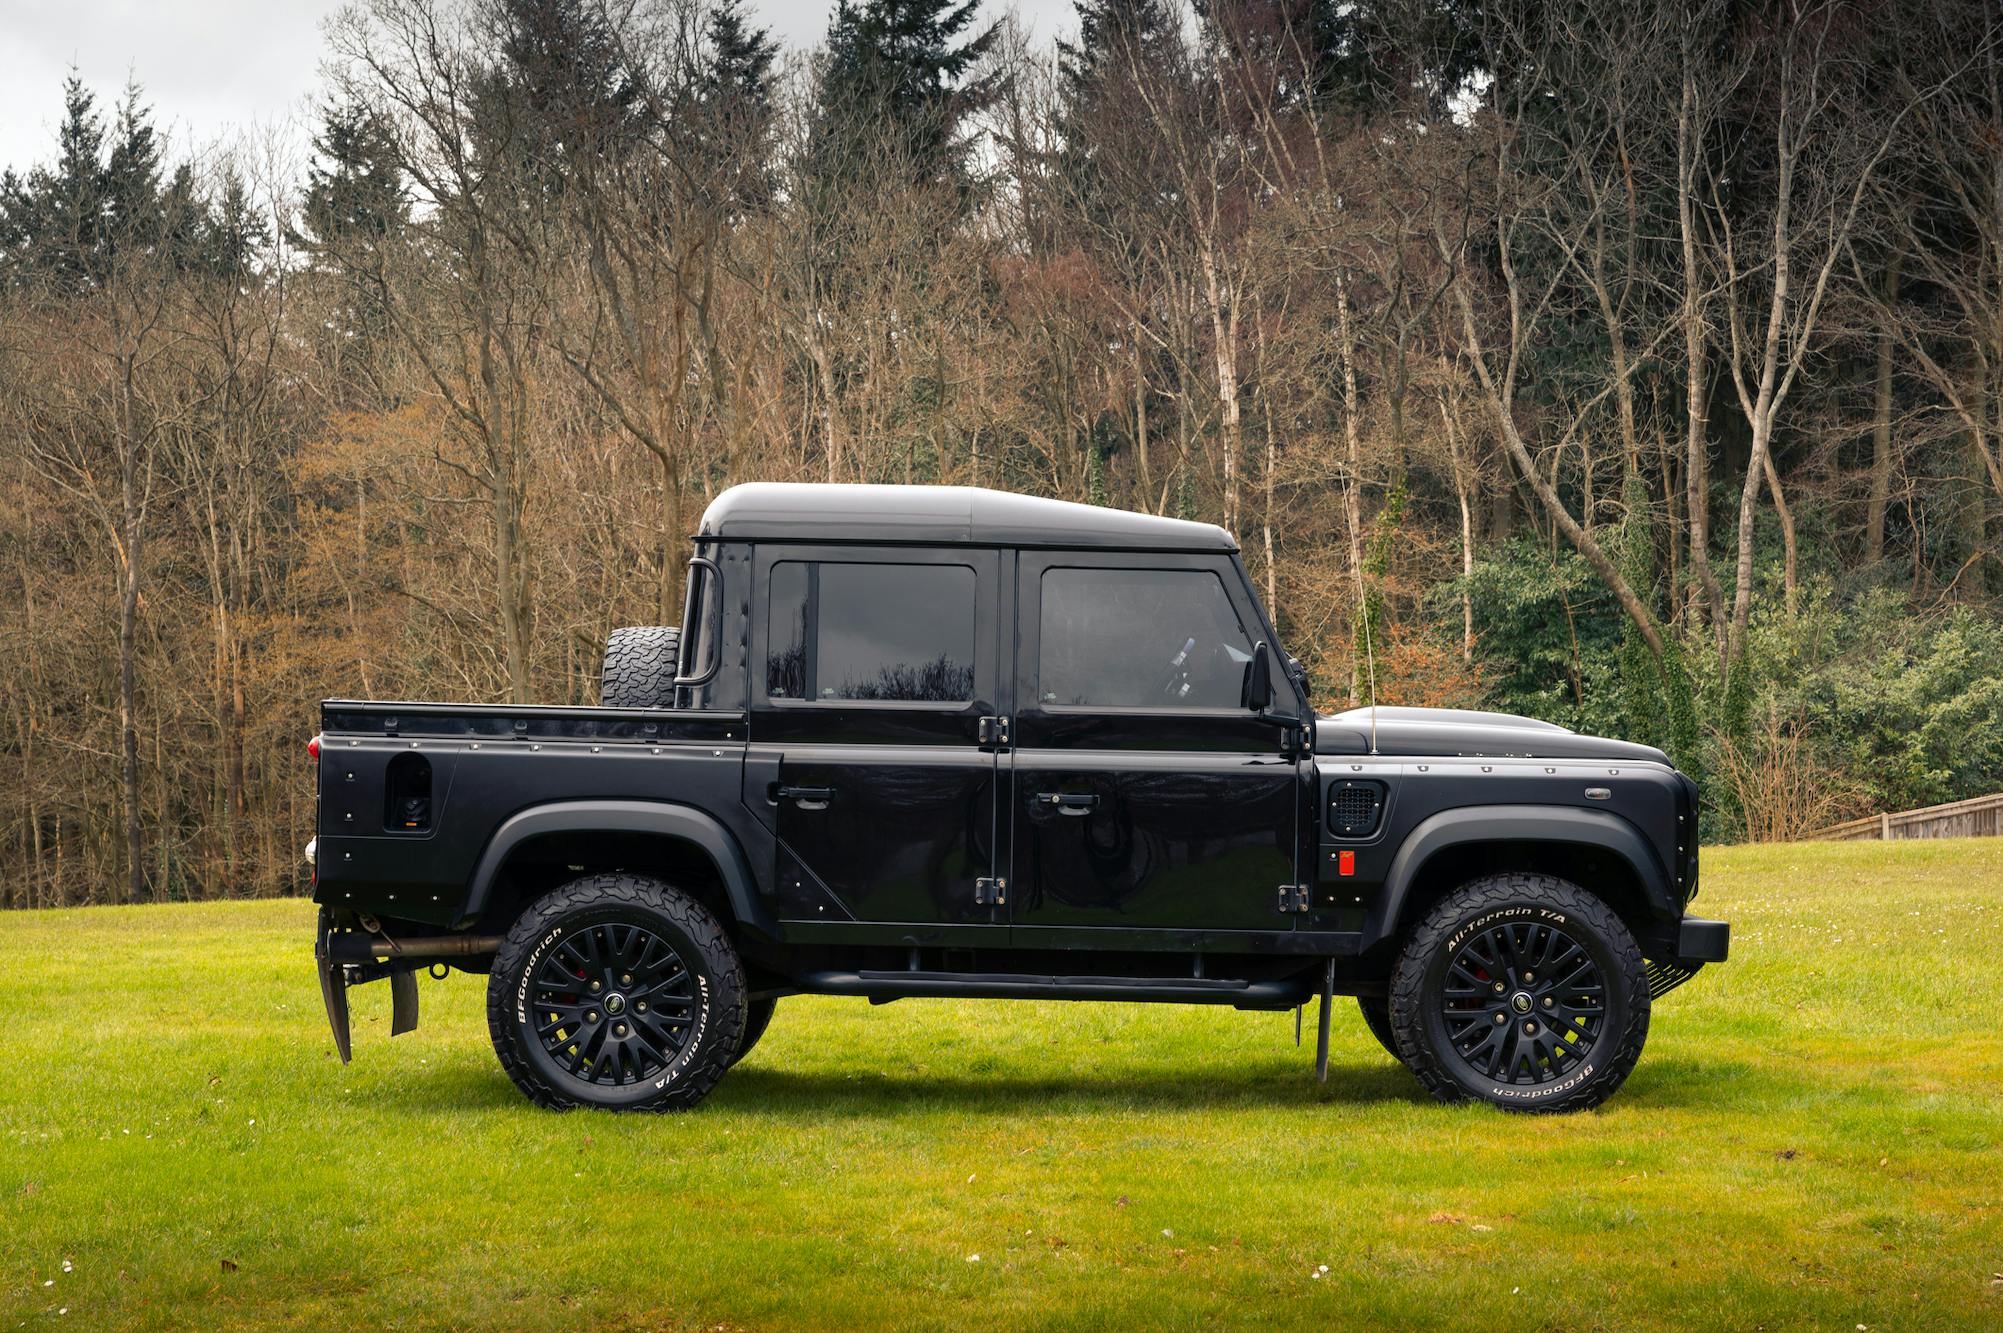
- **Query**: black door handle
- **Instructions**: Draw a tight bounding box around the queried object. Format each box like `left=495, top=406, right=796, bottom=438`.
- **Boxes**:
left=1037, top=792, right=1100, bottom=816
left=775, top=784, right=835, bottom=810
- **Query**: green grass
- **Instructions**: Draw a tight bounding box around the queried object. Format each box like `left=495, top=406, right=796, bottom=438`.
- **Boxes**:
left=4, top=840, right=2001, bottom=1330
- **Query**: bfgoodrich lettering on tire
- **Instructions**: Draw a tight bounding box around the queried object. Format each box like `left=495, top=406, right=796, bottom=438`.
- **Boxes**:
left=1388, top=872, right=1649, bottom=1113
left=486, top=873, right=745, bottom=1111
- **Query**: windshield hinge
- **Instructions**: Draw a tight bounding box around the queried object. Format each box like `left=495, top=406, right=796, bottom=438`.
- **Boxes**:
left=978, top=715, right=1011, bottom=749
left=1277, top=884, right=1311, bottom=914
left=975, top=876, right=1008, bottom=907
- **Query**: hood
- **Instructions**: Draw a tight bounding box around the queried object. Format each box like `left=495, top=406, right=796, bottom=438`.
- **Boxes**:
left=1314, top=705, right=1670, bottom=765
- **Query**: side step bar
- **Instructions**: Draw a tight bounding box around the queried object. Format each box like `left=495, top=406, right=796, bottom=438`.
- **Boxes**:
left=793, top=968, right=1318, bottom=1011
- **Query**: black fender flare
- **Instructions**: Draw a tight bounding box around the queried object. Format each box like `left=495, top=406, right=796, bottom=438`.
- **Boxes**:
left=1374, top=804, right=1675, bottom=942
left=458, top=799, right=777, bottom=940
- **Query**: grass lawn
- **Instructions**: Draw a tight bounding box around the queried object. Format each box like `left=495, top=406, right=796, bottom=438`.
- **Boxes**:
left=3, top=839, right=2001, bottom=1330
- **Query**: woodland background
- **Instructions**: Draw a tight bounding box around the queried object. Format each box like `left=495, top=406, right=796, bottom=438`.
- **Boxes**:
left=2, top=0, right=2001, bottom=909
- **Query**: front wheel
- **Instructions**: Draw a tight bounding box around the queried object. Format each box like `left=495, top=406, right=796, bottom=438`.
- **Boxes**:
left=486, top=873, right=746, bottom=1111
left=1388, top=872, right=1649, bottom=1113
left=1356, top=995, right=1398, bottom=1059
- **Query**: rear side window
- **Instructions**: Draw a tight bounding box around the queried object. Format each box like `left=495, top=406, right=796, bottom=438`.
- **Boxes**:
left=767, top=561, right=976, bottom=703
left=1038, top=567, right=1252, bottom=709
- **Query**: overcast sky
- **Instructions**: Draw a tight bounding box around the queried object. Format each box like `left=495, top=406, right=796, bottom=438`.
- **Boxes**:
left=0, top=0, right=1076, bottom=176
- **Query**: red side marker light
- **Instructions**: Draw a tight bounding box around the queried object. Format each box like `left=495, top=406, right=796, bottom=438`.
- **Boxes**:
left=1338, top=849, right=1356, bottom=877
left=307, top=734, right=321, bottom=760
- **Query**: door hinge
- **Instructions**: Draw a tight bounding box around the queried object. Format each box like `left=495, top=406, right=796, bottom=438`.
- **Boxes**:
left=975, top=876, right=1008, bottom=906
left=1277, top=883, right=1311, bottom=914
left=978, top=715, right=1011, bottom=748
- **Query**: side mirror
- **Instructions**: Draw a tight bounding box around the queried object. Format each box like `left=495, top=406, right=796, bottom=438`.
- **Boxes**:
left=1242, top=640, right=1274, bottom=712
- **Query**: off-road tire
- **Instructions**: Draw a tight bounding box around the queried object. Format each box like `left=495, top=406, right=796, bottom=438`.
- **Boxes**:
left=487, top=874, right=745, bottom=1112
left=731, top=996, right=777, bottom=1066
left=1388, top=872, right=1648, bottom=1113
left=1356, top=995, right=1397, bottom=1058
left=600, top=626, right=680, bottom=709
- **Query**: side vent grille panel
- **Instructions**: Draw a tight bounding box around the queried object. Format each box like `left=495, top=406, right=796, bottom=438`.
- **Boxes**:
left=1328, top=780, right=1386, bottom=838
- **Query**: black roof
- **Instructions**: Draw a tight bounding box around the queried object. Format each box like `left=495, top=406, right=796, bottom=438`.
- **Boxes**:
left=697, top=483, right=1238, bottom=552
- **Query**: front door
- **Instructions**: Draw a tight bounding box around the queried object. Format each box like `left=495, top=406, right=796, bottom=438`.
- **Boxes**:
left=1007, top=554, right=1303, bottom=936
left=748, top=545, right=1004, bottom=929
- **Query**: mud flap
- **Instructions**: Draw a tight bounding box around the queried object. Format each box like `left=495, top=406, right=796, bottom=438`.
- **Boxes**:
left=1313, top=959, right=1334, bottom=1084
left=389, top=968, right=420, bottom=1037
left=315, top=909, right=353, bottom=1064
left=317, top=908, right=423, bottom=1060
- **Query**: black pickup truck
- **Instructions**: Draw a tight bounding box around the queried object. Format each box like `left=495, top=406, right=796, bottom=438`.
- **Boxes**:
left=311, top=483, right=1727, bottom=1113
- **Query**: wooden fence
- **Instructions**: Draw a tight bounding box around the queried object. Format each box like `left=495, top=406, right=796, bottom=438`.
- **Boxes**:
left=1809, top=792, right=2003, bottom=842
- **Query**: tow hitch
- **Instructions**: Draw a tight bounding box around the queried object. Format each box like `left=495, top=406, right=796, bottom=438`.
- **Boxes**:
left=314, top=909, right=502, bottom=1062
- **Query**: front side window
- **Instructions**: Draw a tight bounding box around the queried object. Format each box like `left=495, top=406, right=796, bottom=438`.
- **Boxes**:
left=1038, top=567, right=1253, bottom=710
left=766, top=561, right=977, bottom=703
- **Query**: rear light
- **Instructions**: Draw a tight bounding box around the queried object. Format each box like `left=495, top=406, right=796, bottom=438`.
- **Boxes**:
left=307, top=734, right=321, bottom=760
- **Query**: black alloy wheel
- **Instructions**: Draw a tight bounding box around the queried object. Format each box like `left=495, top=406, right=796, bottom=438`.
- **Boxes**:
left=1388, top=872, right=1649, bottom=1113
left=1436, top=917, right=1605, bottom=1086
left=487, top=874, right=745, bottom=1111
left=528, top=919, right=698, bottom=1087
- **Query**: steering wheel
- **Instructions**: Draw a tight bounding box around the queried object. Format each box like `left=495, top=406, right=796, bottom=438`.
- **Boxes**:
left=1150, top=636, right=1198, bottom=700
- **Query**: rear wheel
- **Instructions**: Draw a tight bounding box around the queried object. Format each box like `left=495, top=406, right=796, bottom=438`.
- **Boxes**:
left=731, top=996, right=777, bottom=1066
left=1388, top=872, right=1648, bottom=1113
left=486, top=873, right=745, bottom=1111
left=600, top=626, right=680, bottom=709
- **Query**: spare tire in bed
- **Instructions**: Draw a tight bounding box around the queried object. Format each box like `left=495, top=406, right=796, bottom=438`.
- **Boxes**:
left=600, top=626, right=681, bottom=708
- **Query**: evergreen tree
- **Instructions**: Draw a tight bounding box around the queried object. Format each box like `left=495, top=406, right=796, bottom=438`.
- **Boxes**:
left=292, top=96, right=410, bottom=400
left=0, top=76, right=109, bottom=289
left=809, top=0, right=1002, bottom=203
left=103, top=83, right=164, bottom=252
left=194, top=166, right=271, bottom=279
left=1055, top=0, right=1182, bottom=152
left=482, top=0, right=639, bottom=186
left=691, top=0, right=780, bottom=211
left=1048, top=0, right=1185, bottom=244
left=704, top=0, right=779, bottom=114
left=293, top=97, right=407, bottom=257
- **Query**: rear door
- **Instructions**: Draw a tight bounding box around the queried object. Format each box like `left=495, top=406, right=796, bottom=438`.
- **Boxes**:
left=1006, top=553, right=1303, bottom=936
left=746, top=545, right=1005, bottom=930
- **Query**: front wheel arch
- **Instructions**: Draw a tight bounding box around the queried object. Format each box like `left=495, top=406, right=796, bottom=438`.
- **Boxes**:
left=1373, top=806, right=1675, bottom=948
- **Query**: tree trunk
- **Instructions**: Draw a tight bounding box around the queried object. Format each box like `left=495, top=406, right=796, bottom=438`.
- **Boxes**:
left=1866, top=261, right=1899, bottom=563
left=1763, top=449, right=1798, bottom=614
left=1201, top=240, right=1242, bottom=534
left=1459, top=484, right=1475, bottom=661
left=1679, top=37, right=1726, bottom=652
left=1334, top=268, right=1366, bottom=697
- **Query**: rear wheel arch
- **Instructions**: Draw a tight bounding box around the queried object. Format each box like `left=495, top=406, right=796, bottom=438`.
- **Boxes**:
left=1374, top=806, right=1674, bottom=951
left=464, top=801, right=775, bottom=942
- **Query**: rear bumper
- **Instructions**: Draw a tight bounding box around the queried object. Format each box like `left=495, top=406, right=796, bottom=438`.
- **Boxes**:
left=1675, top=915, right=1731, bottom=964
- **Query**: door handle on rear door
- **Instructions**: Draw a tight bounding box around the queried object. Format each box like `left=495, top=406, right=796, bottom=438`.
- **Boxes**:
left=774, top=785, right=835, bottom=810
left=1037, top=792, right=1099, bottom=816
